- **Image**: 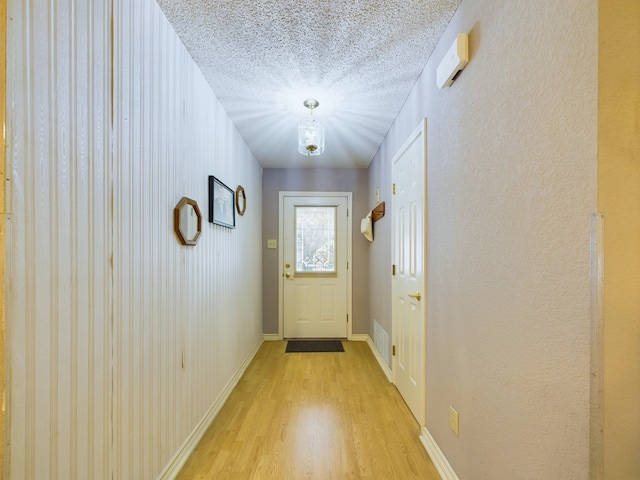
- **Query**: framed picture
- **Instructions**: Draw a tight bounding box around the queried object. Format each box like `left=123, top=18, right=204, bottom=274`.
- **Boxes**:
left=208, top=176, right=235, bottom=228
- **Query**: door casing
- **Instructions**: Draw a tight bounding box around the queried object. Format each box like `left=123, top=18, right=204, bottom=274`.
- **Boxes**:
left=391, top=119, right=427, bottom=426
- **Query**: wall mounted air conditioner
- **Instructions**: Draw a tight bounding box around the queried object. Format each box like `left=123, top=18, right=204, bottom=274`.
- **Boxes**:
left=436, top=33, right=469, bottom=89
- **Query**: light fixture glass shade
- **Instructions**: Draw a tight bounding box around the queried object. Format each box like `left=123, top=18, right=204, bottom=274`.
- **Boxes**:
left=298, top=116, right=325, bottom=156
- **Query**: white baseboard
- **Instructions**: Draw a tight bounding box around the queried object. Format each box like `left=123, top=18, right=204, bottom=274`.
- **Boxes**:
left=158, top=338, right=264, bottom=479
left=350, top=333, right=369, bottom=342
left=263, top=333, right=280, bottom=341
left=419, top=427, right=460, bottom=480
left=359, top=334, right=392, bottom=382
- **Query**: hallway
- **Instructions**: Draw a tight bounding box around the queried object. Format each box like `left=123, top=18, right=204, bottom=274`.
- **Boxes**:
left=176, top=341, right=441, bottom=480
left=8, top=0, right=639, bottom=477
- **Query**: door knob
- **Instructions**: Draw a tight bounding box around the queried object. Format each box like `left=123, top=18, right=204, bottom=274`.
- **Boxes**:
left=285, top=272, right=292, bottom=278
left=408, top=292, right=422, bottom=301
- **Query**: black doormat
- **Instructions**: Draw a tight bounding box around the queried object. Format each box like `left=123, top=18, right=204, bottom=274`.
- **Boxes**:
left=285, top=340, right=345, bottom=353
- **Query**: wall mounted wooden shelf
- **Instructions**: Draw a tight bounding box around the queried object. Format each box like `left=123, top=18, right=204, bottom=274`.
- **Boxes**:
left=371, top=202, right=385, bottom=223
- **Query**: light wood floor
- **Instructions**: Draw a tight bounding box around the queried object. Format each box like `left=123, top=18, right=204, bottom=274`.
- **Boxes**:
left=176, top=340, right=441, bottom=480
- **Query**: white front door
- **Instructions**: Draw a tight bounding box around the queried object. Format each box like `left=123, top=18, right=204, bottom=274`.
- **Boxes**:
left=281, top=193, right=350, bottom=339
left=392, top=120, right=427, bottom=426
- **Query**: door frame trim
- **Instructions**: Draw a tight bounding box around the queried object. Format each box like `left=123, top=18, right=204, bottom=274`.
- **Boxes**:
left=391, top=119, right=427, bottom=424
left=277, top=191, right=353, bottom=340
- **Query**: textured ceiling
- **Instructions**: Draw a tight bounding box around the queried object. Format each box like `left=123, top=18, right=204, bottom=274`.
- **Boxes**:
left=156, top=0, right=461, bottom=168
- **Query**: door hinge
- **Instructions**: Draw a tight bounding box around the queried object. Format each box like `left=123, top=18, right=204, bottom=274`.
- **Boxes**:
left=392, top=264, right=396, bottom=276
left=347, top=208, right=349, bottom=217
left=392, top=345, right=396, bottom=356
left=347, top=314, right=349, bottom=323
left=347, top=261, right=349, bottom=270
left=392, top=183, right=396, bottom=195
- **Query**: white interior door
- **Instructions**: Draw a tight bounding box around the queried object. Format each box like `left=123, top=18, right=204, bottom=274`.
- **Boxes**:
left=392, top=120, right=427, bottom=426
left=281, top=194, right=350, bottom=339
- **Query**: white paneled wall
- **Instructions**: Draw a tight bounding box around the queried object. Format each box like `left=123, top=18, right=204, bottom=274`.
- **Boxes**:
left=6, top=0, right=263, bottom=478
left=6, top=0, right=112, bottom=477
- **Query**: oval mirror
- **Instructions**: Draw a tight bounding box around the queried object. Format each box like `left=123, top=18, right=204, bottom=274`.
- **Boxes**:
left=174, top=197, right=202, bottom=246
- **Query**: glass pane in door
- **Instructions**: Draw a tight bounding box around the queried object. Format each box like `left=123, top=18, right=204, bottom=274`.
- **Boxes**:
left=294, top=206, right=336, bottom=274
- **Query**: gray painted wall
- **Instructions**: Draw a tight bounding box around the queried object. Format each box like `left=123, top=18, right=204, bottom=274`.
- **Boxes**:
left=262, top=168, right=371, bottom=335
left=366, top=145, right=393, bottom=356
left=368, top=0, right=597, bottom=478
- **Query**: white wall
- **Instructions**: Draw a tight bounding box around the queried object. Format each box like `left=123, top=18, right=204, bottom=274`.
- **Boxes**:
left=368, top=0, right=597, bottom=477
left=5, top=0, right=263, bottom=478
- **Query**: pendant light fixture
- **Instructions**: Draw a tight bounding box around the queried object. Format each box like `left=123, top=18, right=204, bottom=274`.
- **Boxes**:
left=298, top=98, right=324, bottom=156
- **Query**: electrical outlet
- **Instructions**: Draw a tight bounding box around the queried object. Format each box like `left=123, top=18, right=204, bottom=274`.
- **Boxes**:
left=267, top=239, right=277, bottom=249
left=449, top=406, right=459, bottom=436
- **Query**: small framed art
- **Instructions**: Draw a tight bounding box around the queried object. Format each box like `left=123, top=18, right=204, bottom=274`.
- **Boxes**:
left=208, top=176, right=235, bottom=228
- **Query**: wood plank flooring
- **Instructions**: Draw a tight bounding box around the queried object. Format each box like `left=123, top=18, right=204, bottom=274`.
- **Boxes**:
left=176, top=340, right=441, bottom=480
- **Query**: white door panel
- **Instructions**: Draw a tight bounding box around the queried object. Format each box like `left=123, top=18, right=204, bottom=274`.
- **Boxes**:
left=393, top=120, right=427, bottom=426
left=282, top=194, right=350, bottom=339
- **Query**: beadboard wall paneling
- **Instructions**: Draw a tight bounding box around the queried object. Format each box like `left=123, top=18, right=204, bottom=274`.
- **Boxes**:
left=6, top=0, right=263, bottom=477
left=0, top=0, right=6, bottom=473
left=6, top=0, right=112, bottom=478
left=112, top=2, right=262, bottom=475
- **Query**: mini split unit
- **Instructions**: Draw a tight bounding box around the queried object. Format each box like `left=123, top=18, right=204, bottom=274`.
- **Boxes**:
left=436, top=33, right=469, bottom=89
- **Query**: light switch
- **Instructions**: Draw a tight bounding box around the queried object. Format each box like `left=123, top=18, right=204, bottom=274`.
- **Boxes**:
left=267, top=239, right=277, bottom=249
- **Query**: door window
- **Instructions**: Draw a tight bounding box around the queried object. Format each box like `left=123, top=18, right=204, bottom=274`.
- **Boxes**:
left=294, top=206, right=336, bottom=275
